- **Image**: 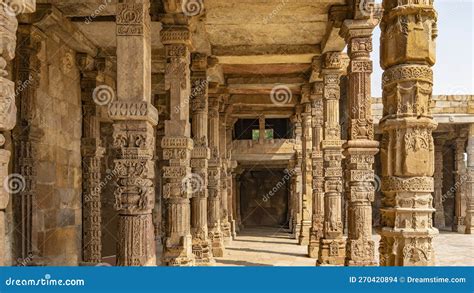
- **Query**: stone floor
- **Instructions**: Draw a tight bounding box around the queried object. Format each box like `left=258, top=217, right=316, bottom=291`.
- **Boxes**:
left=214, top=226, right=474, bottom=266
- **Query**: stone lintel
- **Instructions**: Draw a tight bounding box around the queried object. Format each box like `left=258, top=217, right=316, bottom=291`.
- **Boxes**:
left=25, top=4, right=98, bottom=56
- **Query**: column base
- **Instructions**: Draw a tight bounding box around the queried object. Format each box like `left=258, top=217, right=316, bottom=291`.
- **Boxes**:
left=162, top=235, right=195, bottom=267
left=192, top=239, right=214, bottom=266
left=209, top=230, right=225, bottom=257
left=308, top=242, right=320, bottom=258
left=316, top=239, right=345, bottom=266
left=345, top=239, right=376, bottom=266
left=293, top=223, right=301, bottom=239
left=221, top=221, right=232, bottom=244
left=465, top=213, right=474, bottom=234
left=379, top=229, right=437, bottom=266
left=298, top=222, right=311, bottom=245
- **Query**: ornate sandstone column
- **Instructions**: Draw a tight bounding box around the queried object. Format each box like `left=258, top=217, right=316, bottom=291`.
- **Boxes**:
left=160, top=16, right=195, bottom=265
left=208, top=95, right=225, bottom=256
left=453, top=137, right=467, bottom=233
left=379, top=0, right=438, bottom=266
left=317, top=52, right=345, bottom=266
left=189, top=53, right=213, bottom=265
left=308, top=82, right=324, bottom=258
left=291, top=111, right=303, bottom=238
left=76, top=54, right=105, bottom=265
left=299, top=86, right=313, bottom=246
left=219, top=101, right=231, bottom=243
left=340, top=19, right=378, bottom=266
left=0, top=0, right=36, bottom=267
left=11, top=24, right=43, bottom=265
left=465, top=124, right=474, bottom=234
left=109, top=0, right=158, bottom=266
left=433, top=137, right=446, bottom=229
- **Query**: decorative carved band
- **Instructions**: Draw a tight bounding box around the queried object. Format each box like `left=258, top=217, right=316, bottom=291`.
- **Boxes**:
left=382, top=65, right=433, bottom=87
left=382, top=176, right=434, bottom=193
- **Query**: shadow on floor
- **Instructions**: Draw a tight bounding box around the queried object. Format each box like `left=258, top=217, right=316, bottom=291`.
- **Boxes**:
left=216, top=259, right=272, bottom=266
left=227, top=247, right=306, bottom=258
left=233, top=239, right=296, bottom=245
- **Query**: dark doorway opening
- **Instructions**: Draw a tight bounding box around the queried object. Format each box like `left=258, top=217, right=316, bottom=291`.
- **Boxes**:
left=240, top=169, right=289, bottom=227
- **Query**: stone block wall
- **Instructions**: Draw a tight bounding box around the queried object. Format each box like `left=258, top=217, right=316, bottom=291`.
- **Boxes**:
left=11, top=34, right=83, bottom=266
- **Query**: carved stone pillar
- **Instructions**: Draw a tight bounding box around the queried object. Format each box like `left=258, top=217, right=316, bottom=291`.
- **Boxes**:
left=379, top=0, right=438, bottom=266
left=433, top=137, right=446, bottom=229
left=287, top=159, right=296, bottom=233
left=291, top=111, right=303, bottom=238
left=227, top=160, right=237, bottom=239
left=76, top=54, right=106, bottom=265
left=0, top=0, right=36, bottom=267
left=208, top=95, right=225, bottom=256
left=340, top=20, right=378, bottom=266
left=189, top=53, right=213, bottom=265
left=219, top=104, right=231, bottom=243
left=232, top=172, right=240, bottom=233
left=453, top=137, right=467, bottom=233
left=235, top=173, right=242, bottom=231
left=10, top=24, right=43, bottom=265
left=110, top=1, right=158, bottom=266
left=299, top=85, right=313, bottom=246
left=308, top=82, right=324, bottom=258
left=465, top=124, right=474, bottom=234
left=317, top=52, right=345, bottom=266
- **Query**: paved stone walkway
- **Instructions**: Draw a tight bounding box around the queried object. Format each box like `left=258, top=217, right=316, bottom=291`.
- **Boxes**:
left=215, top=227, right=474, bottom=266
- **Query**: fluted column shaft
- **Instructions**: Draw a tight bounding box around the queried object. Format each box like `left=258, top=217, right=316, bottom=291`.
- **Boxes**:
left=341, top=20, right=378, bottom=266
left=317, top=52, right=345, bottom=266
left=379, top=0, right=438, bottom=266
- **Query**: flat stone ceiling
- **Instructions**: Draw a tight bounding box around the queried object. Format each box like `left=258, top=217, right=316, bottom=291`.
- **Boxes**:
left=205, top=0, right=339, bottom=46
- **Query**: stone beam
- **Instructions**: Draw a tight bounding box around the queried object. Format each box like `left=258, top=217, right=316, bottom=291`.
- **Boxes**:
left=222, top=64, right=311, bottom=76
left=227, top=84, right=302, bottom=96
left=23, top=4, right=98, bottom=56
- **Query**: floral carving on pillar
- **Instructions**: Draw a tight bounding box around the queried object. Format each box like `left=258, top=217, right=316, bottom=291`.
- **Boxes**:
left=308, top=81, right=324, bottom=258
left=317, top=52, right=346, bottom=266
left=111, top=0, right=158, bottom=266
left=340, top=19, right=379, bottom=266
